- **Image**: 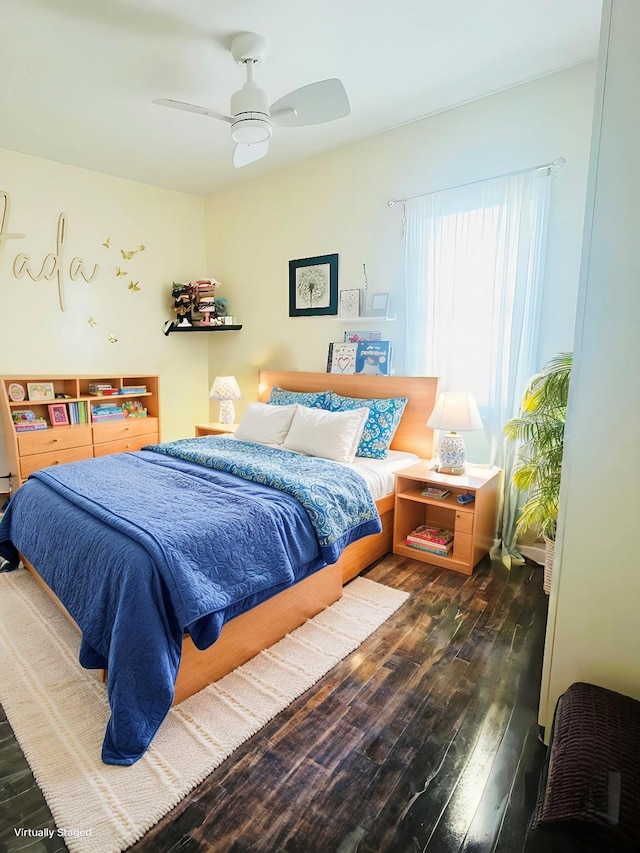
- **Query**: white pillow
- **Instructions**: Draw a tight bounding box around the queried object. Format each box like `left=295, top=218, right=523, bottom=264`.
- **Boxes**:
left=233, top=403, right=296, bottom=445
left=282, top=404, right=369, bottom=464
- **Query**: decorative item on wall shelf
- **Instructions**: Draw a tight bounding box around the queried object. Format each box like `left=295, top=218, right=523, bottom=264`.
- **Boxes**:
left=209, top=376, right=243, bottom=424
left=168, top=278, right=225, bottom=329
left=363, top=291, right=390, bottom=318
left=289, top=254, right=338, bottom=317
left=339, top=288, right=361, bottom=318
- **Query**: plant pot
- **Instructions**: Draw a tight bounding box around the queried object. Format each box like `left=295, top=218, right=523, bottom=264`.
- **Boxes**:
left=543, top=536, right=555, bottom=594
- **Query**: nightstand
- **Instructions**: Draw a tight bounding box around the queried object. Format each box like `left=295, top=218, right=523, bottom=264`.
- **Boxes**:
left=393, top=462, right=501, bottom=575
left=194, top=422, right=238, bottom=437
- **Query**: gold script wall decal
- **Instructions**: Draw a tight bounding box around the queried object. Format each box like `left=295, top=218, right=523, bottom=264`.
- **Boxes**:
left=0, top=191, right=25, bottom=243
left=1, top=193, right=100, bottom=312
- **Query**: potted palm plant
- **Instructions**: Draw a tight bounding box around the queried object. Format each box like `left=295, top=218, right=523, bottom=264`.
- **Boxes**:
left=503, top=352, right=572, bottom=593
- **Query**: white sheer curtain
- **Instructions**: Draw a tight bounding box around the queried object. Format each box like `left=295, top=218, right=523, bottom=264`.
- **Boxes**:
left=402, top=167, right=553, bottom=560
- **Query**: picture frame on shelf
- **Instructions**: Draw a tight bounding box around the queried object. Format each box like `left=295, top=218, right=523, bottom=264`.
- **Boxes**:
left=7, top=382, right=25, bottom=402
left=339, top=288, right=361, bottom=319
left=289, top=254, right=338, bottom=317
left=26, top=381, right=55, bottom=402
left=47, top=403, right=69, bottom=426
left=363, top=292, right=390, bottom=318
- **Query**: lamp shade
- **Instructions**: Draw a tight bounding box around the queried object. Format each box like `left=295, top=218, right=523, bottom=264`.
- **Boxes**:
left=427, top=392, right=483, bottom=432
left=208, top=376, right=243, bottom=402
left=427, top=392, right=482, bottom=475
left=208, top=376, right=243, bottom=425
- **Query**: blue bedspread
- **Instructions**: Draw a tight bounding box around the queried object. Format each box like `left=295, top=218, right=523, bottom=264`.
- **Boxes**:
left=0, top=441, right=381, bottom=765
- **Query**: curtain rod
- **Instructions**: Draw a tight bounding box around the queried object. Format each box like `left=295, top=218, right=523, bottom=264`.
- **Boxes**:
left=387, top=157, right=566, bottom=207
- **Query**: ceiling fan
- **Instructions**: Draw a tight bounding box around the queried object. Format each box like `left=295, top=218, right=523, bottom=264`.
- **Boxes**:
left=153, top=32, right=351, bottom=169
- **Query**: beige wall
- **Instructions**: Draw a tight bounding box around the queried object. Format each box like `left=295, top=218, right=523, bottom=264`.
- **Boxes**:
left=204, top=63, right=596, bottom=422
left=539, top=0, right=640, bottom=731
left=0, top=148, right=210, bottom=477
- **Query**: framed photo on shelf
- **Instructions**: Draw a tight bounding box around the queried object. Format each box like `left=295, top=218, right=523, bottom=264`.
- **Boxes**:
left=48, top=403, right=69, bottom=426
left=339, top=288, right=361, bottom=319
left=289, top=254, right=338, bottom=317
left=363, top=292, right=390, bottom=318
left=27, top=381, right=55, bottom=401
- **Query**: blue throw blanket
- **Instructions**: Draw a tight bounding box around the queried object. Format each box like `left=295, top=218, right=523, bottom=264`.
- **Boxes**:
left=0, top=441, right=381, bottom=765
left=144, top=437, right=381, bottom=558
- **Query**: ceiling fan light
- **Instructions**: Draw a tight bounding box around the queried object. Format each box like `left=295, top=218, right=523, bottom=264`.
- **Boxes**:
left=231, top=117, right=272, bottom=144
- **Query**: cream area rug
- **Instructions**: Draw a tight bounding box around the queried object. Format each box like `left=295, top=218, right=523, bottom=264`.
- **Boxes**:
left=0, top=568, right=408, bottom=853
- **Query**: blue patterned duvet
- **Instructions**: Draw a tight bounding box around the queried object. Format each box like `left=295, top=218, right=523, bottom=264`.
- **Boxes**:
left=0, top=439, right=381, bottom=765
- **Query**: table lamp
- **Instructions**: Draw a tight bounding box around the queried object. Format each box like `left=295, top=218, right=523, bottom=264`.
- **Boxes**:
left=209, top=376, right=243, bottom=424
left=427, top=391, right=483, bottom=474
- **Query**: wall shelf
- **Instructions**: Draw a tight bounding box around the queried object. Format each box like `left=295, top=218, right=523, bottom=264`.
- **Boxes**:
left=331, top=316, right=396, bottom=323
left=164, top=324, right=242, bottom=336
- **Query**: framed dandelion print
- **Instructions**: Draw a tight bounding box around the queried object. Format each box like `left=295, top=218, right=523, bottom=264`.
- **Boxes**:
left=289, top=254, right=338, bottom=317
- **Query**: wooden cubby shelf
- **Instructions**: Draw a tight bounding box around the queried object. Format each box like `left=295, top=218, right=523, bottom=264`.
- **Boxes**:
left=393, top=462, right=501, bottom=575
left=0, top=375, right=160, bottom=491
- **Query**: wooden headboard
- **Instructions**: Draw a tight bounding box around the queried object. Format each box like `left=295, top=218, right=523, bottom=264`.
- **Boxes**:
left=258, top=370, right=439, bottom=460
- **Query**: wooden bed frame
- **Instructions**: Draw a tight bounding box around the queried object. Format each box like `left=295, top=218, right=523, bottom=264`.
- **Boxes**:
left=22, top=370, right=438, bottom=706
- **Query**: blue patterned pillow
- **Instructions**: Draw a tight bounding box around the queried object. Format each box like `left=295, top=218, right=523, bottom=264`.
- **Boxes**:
left=268, top=386, right=332, bottom=409
left=327, top=392, right=408, bottom=459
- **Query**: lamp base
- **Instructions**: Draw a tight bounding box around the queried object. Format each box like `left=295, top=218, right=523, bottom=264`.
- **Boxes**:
left=437, top=464, right=465, bottom=476
left=218, top=400, right=235, bottom=424
left=438, top=431, right=467, bottom=475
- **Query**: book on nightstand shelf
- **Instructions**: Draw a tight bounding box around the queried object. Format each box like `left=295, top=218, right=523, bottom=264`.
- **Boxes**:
left=421, top=485, right=452, bottom=500
left=406, top=525, right=454, bottom=554
left=406, top=540, right=453, bottom=557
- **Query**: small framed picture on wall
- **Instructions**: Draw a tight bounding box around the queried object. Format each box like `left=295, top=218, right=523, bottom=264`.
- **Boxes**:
left=289, top=254, right=339, bottom=317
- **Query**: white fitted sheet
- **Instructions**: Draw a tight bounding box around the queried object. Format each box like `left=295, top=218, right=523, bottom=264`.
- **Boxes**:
left=345, top=450, right=420, bottom=501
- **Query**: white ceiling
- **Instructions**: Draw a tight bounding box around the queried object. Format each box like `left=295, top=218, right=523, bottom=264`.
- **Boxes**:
left=1, top=0, right=603, bottom=197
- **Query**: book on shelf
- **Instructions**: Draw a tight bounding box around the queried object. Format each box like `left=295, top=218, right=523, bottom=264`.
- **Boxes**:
left=354, top=340, right=392, bottom=376
left=91, top=403, right=126, bottom=422
left=421, top=486, right=452, bottom=500
left=406, top=524, right=454, bottom=548
left=405, top=540, right=452, bottom=557
left=89, top=383, right=113, bottom=394
left=119, top=386, right=147, bottom=394
left=327, top=342, right=358, bottom=374
left=14, top=420, right=48, bottom=431
left=343, top=330, right=382, bottom=343
left=13, top=410, right=48, bottom=430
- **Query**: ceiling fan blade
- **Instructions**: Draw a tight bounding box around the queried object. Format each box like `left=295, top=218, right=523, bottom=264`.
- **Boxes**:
left=270, top=79, right=350, bottom=127
left=152, top=98, right=234, bottom=124
left=233, top=140, right=269, bottom=168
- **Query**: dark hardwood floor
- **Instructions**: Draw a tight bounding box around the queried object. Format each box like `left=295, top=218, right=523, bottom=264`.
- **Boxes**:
left=0, top=554, right=548, bottom=853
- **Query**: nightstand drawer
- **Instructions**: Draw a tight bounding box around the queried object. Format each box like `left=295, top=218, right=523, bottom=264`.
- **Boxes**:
left=455, top=510, right=474, bottom=534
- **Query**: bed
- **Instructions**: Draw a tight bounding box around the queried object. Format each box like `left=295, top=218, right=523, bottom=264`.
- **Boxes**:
left=0, top=370, right=438, bottom=765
